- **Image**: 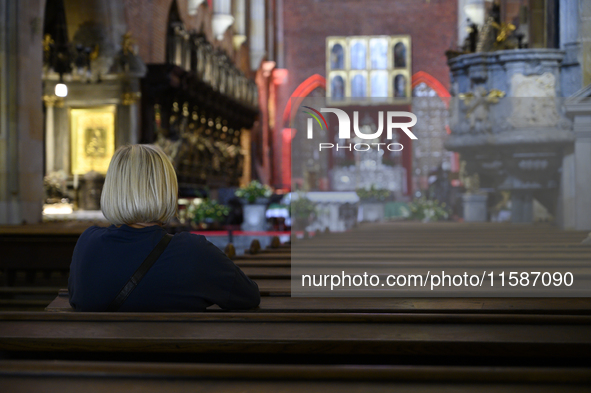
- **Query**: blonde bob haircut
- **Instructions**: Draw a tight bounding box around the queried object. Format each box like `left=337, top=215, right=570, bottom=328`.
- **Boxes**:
left=101, top=144, right=178, bottom=225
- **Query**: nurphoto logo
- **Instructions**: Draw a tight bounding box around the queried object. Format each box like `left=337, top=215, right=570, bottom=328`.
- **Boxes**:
left=302, top=107, right=418, bottom=152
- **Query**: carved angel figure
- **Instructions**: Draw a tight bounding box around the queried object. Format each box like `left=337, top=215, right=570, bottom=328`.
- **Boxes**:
left=458, top=86, right=505, bottom=131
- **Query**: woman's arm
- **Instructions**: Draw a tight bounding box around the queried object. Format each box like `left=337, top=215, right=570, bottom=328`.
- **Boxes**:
left=194, top=236, right=261, bottom=310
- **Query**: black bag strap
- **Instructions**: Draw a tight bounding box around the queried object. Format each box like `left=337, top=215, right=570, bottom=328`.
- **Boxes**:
left=106, top=232, right=173, bottom=312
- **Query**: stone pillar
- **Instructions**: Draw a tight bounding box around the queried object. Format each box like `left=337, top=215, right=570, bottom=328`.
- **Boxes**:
left=54, top=105, right=70, bottom=173
left=558, top=145, right=576, bottom=229
left=564, top=88, right=591, bottom=230
left=249, top=0, right=266, bottom=70
left=573, top=114, right=591, bottom=230
left=580, top=0, right=591, bottom=87
left=116, top=90, right=142, bottom=147
left=45, top=102, right=55, bottom=173
left=42, top=96, right=65, bottom=174
left=0, top=0, right=45, bottom=224
left=560, top=0, right=582, bottom=97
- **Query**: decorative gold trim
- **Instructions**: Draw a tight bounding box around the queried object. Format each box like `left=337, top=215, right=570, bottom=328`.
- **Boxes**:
left=43, top=95, right=64, bottom=108
left=43, top=34, right=54, bottom=53
left=233, top=34, right=247, bottom=50
left=121, top=32, right=136, bottom=56
left=121, top=92, right=141, bottom=105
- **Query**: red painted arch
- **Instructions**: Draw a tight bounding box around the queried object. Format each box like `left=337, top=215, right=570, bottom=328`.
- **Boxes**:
left=411, top=71, right=451, bottom=99
left=281, top=74, right=326, bottom=128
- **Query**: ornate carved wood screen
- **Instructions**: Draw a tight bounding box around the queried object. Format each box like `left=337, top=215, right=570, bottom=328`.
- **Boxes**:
left=141, top=63, right=258, bottom=194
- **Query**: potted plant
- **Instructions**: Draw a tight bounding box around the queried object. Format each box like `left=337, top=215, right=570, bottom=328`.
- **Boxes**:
left=235, top=180, right=273, bottom=204
left=290, top=194, right=317, bottom=231
left=356, top=185, right=391, bottom=222
left=187, top=199, right=230, bottom=230
left=406, top=197, right=450, bottom=222
left=235, top=181, right=273, bottom=231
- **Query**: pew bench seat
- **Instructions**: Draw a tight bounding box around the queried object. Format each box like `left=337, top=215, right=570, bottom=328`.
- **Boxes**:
left=1, top=360, right=590, bottom=392
left=1, top=311, right=591, bottom=360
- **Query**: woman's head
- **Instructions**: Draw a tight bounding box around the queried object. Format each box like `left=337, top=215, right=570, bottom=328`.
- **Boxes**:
left=101, top=144, right=178, bottom=225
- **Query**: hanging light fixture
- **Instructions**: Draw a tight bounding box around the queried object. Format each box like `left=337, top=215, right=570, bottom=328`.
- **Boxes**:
left=44, top=0, right=71, bottom=98
left=55, top=75, right=68, bottom=97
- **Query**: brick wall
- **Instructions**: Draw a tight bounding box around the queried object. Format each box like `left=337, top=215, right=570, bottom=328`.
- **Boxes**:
left=282, top=0, right=457, bottom=99
left=122, top=0, right=215, bottom=64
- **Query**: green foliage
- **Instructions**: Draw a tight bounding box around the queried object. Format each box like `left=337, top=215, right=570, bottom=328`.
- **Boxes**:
left=187, top=199, right=230, bottom=224
left=406, top=198, right=450, bottom=222
left=268, top=203, right=288, bottom=211
left=235, top=180, right=273, bottom=203
left=290, top=195, right=317, bottom=219
left=356, top=185, right=391, bottom=202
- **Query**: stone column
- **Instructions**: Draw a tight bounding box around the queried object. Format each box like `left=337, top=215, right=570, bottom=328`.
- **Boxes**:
left=45, top=103, right=54, bottom=173
left=573, top=113, right=591, bottom=230
left=42, top=96, right=65, bottom=174
left=558, top=145, right=576, bottom=229
left=560, top=0, right=582, bottom=97
left=564, top=89, right=591, bottom=231
left=0, top=0, right=45, bottom=224
left=117, top=92, right=141, bottom=146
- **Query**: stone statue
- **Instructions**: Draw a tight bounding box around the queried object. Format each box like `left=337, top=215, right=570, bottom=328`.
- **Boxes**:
left=121, top=32, right=135, bottom=56
left=491, top=21, right=517, bottom=50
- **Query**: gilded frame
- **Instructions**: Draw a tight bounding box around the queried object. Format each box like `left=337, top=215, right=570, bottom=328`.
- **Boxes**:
left=70, top=105, right=116, bottom=175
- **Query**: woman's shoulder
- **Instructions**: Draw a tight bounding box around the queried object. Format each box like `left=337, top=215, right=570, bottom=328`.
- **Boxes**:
left=171, top=231, right=207, bottom=247
left=78, top=225, right=108, bottom=240
left=169, top=232, right=227, bottom=260
left=74, top=225, right=109, bottom=249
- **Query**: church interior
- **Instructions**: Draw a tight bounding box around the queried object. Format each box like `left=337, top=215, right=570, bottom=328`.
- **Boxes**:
left=1, top=0, right=591, bottom=391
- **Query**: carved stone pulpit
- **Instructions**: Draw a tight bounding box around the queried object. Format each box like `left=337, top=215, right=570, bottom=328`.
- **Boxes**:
left=446, top=49, right=573, bottom=223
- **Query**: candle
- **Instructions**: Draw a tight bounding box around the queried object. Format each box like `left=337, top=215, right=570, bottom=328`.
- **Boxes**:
left=73, top=174, right=79, bottom=190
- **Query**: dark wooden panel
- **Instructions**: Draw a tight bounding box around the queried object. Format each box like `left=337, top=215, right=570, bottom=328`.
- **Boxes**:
left=45, top=290, right=591, bottom=314
left=1, top=312, right=591, bottom=357
left=0, top=360, right=589, bottom=384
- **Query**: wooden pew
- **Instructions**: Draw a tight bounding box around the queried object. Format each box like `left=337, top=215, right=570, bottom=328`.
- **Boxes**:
left=3, top=221, right=587, bottom=275
left=14, top=220, right=591, bottom=312
left=1, top=311, right=591, bottom=361
left=45, top=289, right=591, bottom=314
left=2, top=223, right=591, bottom=390
left=1, top=360, right=590, bottom=392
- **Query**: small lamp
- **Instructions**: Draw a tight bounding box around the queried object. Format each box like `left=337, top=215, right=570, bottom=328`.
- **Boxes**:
left=55, top=74, right=68, bottom=97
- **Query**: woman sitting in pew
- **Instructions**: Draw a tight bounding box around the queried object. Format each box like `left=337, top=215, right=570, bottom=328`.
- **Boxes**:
left=68, top=144, right=260, bottom=312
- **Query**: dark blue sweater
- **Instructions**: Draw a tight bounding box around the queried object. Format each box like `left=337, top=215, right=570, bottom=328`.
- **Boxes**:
left=68, top=225, right=260, bottom=311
